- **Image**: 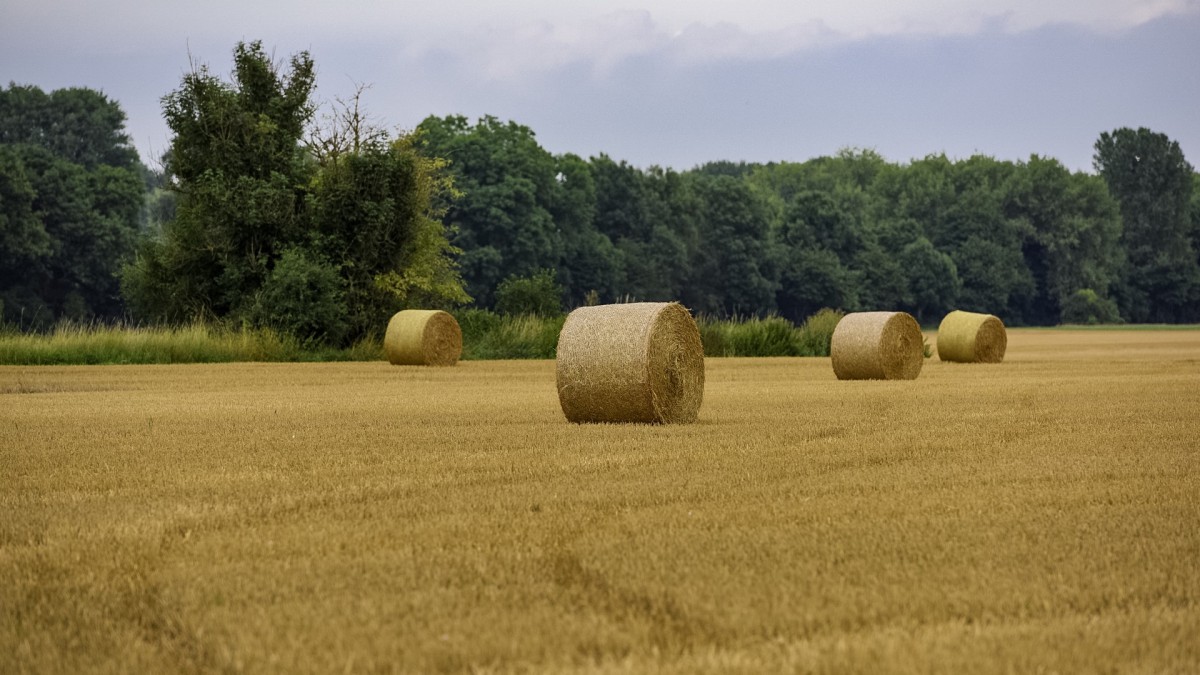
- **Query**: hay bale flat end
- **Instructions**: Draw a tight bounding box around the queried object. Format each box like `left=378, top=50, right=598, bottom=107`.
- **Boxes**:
left=937, top=310, right=1007, bottom=363
left=384, top=310, right=462, bottom=366
left=831, top=311, right=923, bottom=380
left=556, top=302, right=704, bottom=424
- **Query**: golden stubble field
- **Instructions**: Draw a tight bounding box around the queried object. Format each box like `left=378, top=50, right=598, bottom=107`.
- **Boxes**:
left=2, top=329, right=1198, bottom=674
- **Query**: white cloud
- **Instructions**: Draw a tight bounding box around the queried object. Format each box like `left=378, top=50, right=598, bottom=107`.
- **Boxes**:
left=385, top=0, right=1200, bottom=83
left=437, top=10, right=667, bottom=80
left=6, top=0, right=1196, bottom=55
left=2, top=0, right=1196, bottom=169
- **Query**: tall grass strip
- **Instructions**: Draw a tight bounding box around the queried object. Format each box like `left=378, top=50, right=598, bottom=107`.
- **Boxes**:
left=0, top=322, right=306, bottom=365
left=556, top=302, right=704, bottom=424
left=797, top=308, right=845, bottom=357
left=456, top=311, right=563, bottom=360
left=831, top=311, right=923, bottom=380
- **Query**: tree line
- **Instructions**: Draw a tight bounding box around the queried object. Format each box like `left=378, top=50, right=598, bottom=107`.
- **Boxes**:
left=2, top=41, right=1198, bottom=343
left=418, top=118, right=1199, bottom=326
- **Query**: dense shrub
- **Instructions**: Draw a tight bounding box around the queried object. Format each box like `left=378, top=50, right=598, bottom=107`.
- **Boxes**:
left=700, top=316, right=800, bottom=357
left=697, top=320, right=729, bottom=357
left=796, top=307, right=844, bottom=356
left=494, top=269, right=563, bottom=317
left=457, top=309, right=564, bottom=359
left=247, top=249, right=349, bottom=345
left=1060, top=288, right=1122, bottom=325
left=455, top=308, right=503, bottom=345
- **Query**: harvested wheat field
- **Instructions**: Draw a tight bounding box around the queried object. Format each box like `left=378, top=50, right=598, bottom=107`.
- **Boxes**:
left=2, top=328, right=1198, bottom=674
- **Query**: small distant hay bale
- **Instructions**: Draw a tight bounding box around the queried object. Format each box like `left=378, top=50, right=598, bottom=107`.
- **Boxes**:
left=384, top=310, right=462, bottom=366
left=937, top=310, right=1007, bottom=363
left=556, top=302, right=704, bottom=424
left=830, top=311, right=924, bottom=380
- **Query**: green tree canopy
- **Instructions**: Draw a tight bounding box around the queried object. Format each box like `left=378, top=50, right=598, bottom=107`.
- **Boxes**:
left=1094, top=127, right=1198, bottom=322
left=0, top=84, right=140, bottom=169
left=0, top=83, right=144, bottom=325
left=684, top=173, right=778, bottom=316
left=414, top=115, right=561, bottom=307
left=123, top=41, right=466, bottom=343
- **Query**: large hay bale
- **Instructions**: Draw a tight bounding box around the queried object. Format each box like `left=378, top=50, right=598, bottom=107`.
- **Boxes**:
left=556, top=302, right=704, bottom=424
left=937, top=310, right=1007, bottom=363
left=830, top=311, right=923, bottom=380
left=384, top=310, right=462, bottom=366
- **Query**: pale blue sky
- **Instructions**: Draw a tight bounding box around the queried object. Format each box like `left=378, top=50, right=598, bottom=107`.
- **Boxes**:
left=2, top=0, right=1197, bottom=172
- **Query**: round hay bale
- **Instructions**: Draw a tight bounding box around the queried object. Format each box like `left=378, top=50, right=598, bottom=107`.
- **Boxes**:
left=937, top=310, right=1007, bottom=363
left=556, top=302, right=704, bottom=424
left=830, top=311, right=924, bottom=380
left=384, top=310, right=462, bottom=366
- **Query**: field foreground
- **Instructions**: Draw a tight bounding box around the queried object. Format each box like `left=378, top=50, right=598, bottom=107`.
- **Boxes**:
left=2, top=329, right=1198, bottom=673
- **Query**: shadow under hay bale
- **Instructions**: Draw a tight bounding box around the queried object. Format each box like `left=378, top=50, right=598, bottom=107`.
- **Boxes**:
left=384, top=310, right=462, bottom=366
left=937, top=310, right=1007, bottom=363
left=556, top=302, right=704, bottom=424
left=831, top=311, right=923, bottom=380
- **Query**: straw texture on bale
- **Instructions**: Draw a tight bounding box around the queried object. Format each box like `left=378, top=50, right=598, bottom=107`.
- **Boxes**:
left=384, top=310, right=462, bottom=366
left=937, top=310, right=1007, bottom=363
left=556, top=302, right=704, bottom=424
left=831, top=311, right=924, bottom=380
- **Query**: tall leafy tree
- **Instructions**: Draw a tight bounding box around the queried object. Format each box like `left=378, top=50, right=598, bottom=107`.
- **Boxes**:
left=309, top=134, right=469, bottom=337
left=773, top=190, right=861, bottom=321
left=1006, top=156, right=1123, bottom=324
left=414, top=115, right=561, bottom=307
left=0, top=84, right=140, bottom=168
left=551, top=153, right=624, bottom=306
left=0, top=84, right=144, bottom=325
left=591, top=158, right=697, bottom=303
left=1191, top=173, right=1200, bottom=268
left=124, top=41, right=318, bottom=321
left=899, top=236, right=961, bottom=324
left=1094, top=127, right=1198, bottom=322
left=0, top=147, right=50, bottom=322
left=874, top=154, right=1036, bottom=321
left=684, top=173, right=777, bottom=316
left=124, top=41, right=465, bottom=342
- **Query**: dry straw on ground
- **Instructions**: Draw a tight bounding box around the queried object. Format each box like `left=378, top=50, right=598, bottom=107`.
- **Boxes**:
left=831, top=311, right=924, bottom=380
left=384, top=310, right=462, bottom=366
left=937, top=310, right=1007, bottom=363
left=556, top=302, right=704, bottom=424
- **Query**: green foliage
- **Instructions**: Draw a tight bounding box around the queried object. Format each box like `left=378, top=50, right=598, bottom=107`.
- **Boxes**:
left=0, top=320, right=300, bottom=364
left=551, top=153, right=624, bottom=306
left=124, top=41, right=466, bottom=345
left=455, top=309, right=563, bottom=360
left=796, top=307, right=845, bottom=357
left=1095, top=127, right=1199, bottom=323
left=247, top=249, right=348, bottom=345
left=0, top=84, right=140, bottom=168
left=0, top=84, right=144, bottom=325
left=899, top=237, right=960, bottom=325
left=0, top=318, right=394, bottom=364
left=1059, top=288, right=1122, bottom=325
left=696, top=308, right=844, bottom=357
left=454, top=307, right=503, bottom=342
left=414, top=115, right=561, bottom=307
left=494, top=269, right=563, bottom=317
left=123, top=42, right=318, bottom=323
left=312, top=134, right=470, bottom=336
left=1008, top=156, right=1123, bottom=325
left=686, top=173, right=778, bottom=316
left=776, top=247, right=858, bottom=323
left=699, top=315, right=801, bottom=357
left=0, top=145, right=49, bottom=272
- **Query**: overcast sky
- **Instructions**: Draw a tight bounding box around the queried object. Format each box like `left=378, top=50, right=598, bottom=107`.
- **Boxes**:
left=2, top=0, right=1197, bottom=172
